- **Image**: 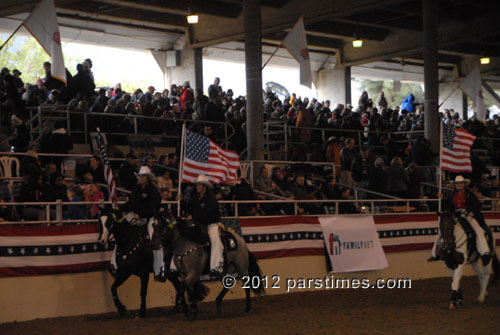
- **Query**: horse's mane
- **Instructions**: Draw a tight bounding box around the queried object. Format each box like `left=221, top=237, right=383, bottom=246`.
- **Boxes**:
left=165, top=217, right=209, bottom=246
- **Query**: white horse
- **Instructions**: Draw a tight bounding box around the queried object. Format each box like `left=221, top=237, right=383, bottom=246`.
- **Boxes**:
left=438, top=211, right=499, bottom=308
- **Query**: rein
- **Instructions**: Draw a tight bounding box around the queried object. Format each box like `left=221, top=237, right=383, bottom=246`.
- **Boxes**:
left=109, top=213, right=149, bottom=261
left=160, top=218, right=210, bottom=261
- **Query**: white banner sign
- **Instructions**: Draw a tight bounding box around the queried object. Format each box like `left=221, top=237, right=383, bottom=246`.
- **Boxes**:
left=319, top=216, right=388, bottom=273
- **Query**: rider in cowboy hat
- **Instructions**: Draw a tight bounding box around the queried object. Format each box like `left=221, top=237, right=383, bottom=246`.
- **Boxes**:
left=112, top=165, right=166, bottom=280
left=430, top=175, right=492, bottom=265
left=181, top=174, right=224, bottom=278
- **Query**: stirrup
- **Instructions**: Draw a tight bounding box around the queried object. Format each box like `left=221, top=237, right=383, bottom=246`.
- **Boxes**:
left=154, top=266, right=167, bottom=282
left=109, top=264, right=117, bottom=277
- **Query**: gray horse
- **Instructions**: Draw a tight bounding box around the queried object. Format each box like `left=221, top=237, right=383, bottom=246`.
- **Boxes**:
left=152, top=212, right=265, bottom=320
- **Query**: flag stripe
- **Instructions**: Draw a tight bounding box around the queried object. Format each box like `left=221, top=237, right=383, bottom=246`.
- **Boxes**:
left=181, top=130, right=240, bottom=184
left=96, top=132, right=117, bottom=207
left=441, top=124, right=475, bottom=172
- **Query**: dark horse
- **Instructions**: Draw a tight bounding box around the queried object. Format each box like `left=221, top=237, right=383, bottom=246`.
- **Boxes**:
left=98, top=208, right=185, bottom=317
left=153, top=212, right=265, bottom=320
left=438, top=211, right=499, bottom=308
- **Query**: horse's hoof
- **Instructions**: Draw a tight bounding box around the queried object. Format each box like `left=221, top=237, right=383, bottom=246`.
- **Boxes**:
left=456, top=300, right=462, bottom=307
left=138, top=309, right=146, bottom=318
left=448, top=302, right=456, bottom=309
left=118, top=306, right=127, bottom=316
left=186, top=310, right=198, bottom=321
left=245, top=307, right=251, bottom=314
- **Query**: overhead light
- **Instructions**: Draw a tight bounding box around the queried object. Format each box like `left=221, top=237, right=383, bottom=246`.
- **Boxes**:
left=480, top=57, right=490, bottom=65
left=352, top=39, right=363, bottom=48
left=187, top=14, right=198, bottom=24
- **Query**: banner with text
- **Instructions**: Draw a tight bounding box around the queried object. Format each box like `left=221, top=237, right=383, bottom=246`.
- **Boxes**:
left=319, top=216, right=388, bottom=273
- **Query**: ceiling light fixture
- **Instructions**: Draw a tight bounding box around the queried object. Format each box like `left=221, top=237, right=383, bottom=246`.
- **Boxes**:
left=352, top=38, right=363, bottom=48
left=480, top=57, right=490, bottom=65
left=187, top=14, right=198, bottom=24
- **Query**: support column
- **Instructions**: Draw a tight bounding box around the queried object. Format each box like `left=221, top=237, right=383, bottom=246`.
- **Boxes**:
left=345, top=66, right=352, bottom=106
left=244, top=0, right=264, bottom=161
left=423, top=0, right=439, bottom=153
left=462, top=92, right=468, bottom=120
left=194, top=47, right=203, bottom=91
left=317, top=66, right=349, bottom=106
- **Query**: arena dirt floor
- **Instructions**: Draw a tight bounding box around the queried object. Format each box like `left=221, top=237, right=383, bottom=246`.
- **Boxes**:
left=1, top=276, right=499, bottom=335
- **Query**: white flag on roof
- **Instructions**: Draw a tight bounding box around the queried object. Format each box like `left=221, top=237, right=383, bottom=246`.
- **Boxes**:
left=23, top=0, right=66, bottom=84
left=459, top=66, right=485, bottom=122
left=282, top=16, right=312, bottom=88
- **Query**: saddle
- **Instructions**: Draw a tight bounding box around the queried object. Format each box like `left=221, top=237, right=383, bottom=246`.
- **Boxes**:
left=452, top=214, right=494, bottom=261
left=221, top=229, right=238, bottom=251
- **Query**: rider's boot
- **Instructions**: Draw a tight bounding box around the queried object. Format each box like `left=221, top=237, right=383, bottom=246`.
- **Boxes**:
left=481, top=253, right=492, bottom=266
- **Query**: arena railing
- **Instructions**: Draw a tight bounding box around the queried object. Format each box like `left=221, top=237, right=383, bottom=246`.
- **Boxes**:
left=3, top=196, right=500, bottom=225
left=0, top=198, right=441, bottom=225
left=26, top=105, right=236, bottom=149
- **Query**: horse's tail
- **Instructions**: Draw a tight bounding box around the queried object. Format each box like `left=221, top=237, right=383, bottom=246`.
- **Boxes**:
left=248, top=251, right=265, bottom=296
left=190, top=282, right=210, bottom=303
left=491, top=252, right=500, bottom=284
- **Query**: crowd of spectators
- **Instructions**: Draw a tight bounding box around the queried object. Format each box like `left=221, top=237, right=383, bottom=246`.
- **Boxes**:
left=2, top=60, right=500, bottom=221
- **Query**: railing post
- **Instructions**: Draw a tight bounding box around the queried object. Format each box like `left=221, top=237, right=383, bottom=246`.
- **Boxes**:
left=371, top=201, right=375, bottom=214
left=224, top=122, right=228, bottom=149
left=84, top=113, right=88, bottom=144
left=250, top=161, right=254, bottom=188
left=56, top=199, right=63, bottom=225
left=235, top=202, right=239, bottom=217
left=38, top=109, right=43, bottom=142
left=46, top=204, right=51, bottom=223
left=66, top=107, right=71, bottom=136
left=335, top=201, right=339, bottom=214
left=134, top=117, right=138, bottom=135
left=294, top=201, right=298, bottom=215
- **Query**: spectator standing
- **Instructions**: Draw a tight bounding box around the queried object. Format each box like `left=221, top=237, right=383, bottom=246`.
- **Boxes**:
left=9, top=114, right=29, bottom=152
left=339, top=137, right=357, bottom=187
left=118, top=153, right=138, bottom=191
left=208, top=77, right=222, bottom=99
left=386, top=157, right=409, bottom=198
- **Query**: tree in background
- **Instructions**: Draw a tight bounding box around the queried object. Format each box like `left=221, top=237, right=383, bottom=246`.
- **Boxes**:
left=0, top=35, right=77, bottom=84
left=354, top=78, right=425, bottom=109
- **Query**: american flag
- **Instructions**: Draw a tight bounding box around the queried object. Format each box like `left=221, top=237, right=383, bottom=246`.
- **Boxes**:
left=441, top=123, right=476, bottom=172
left=95, top=129, right=118, bottom=207
left=181, top=130, right=240, bottom=183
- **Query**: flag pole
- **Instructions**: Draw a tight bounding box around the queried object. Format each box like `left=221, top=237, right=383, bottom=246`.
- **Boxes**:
left=262, top=43, right=282, bottom=70
left=438, top=85, right=459, bottom=108
left=438, top=122, right=443, bottom=212
left=0, top=22, right=23, bottom=52
left=177, top=123, right=186, bottom=217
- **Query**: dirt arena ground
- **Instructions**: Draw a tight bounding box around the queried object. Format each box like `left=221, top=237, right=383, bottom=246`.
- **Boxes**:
left=1, top=276, right=499, bottom=335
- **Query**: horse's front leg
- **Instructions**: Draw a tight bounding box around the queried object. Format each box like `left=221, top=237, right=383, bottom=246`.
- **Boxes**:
left=471, top=259, right=491, bottom=303
left=447, top=263, right=465, bottom=308
left=215, top=287, right=229, bottom=314
left=168, top=276, right=186, bottom=313
left=111, top=272, right=131, bottom=316
left=138, top=271, right=150, bottom=318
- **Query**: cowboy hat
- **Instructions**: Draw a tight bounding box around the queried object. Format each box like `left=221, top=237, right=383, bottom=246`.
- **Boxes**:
left=454, top=175, right=470, bottom=185
left=138, top=166, right=154, bottom=177
left=195, top=174, right=212, bottom=189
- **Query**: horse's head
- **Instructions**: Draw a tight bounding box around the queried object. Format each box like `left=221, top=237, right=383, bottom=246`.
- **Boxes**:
left=438, top=210, right=456, bottom=250
left=438, top=210, right=464, bottom=269
left=152, top=208, right=177, bottom=249
left=98, top=208, right=124, bottom=244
